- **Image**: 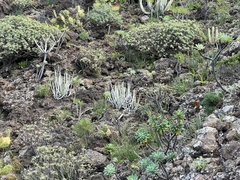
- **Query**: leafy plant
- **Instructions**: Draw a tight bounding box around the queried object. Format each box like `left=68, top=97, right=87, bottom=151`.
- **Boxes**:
left=98, top=124, right=111, bottom=137
left=173, top=75, right=194, bottom=95
left=125, top=20, right=205, bottom=59
left=76, top=43, right=106, bottom=76
left=35, top=82, right=51, bottom=98
left=0, top=164, right=13, bottom=177
left=0, top=15, right=58, bottom=73
left=72, top=118, right=94, bottom=147
left=136, top=110, right=185, bottom=153
left=201, top=92, right=222, bottom=115
left=50, top=6, right=85, bottom=33
left=127, top=174, right=139, bottom=180
left=51, top=108, right=72, bottom=124
left=193, top=156, right=208, bottom=171
left=79, top=31, right=89, bottom=41
left=18, top=60, right=30, bottom=69
left=104, top=163, right=116, bottom=177
left=104, top=143, right=116, bottom=155
left=93, top=98, right=106, bottom=115
left=88, top=3, right=123, bottom=28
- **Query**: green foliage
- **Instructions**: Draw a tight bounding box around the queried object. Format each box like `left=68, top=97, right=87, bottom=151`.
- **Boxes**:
left=18, top=60, right=30, bottom=69
left=201, top=92, right=222, bottom=115
left=127, top=174, right=138, bottom=180
left=35, top=82, right=51, bottom=98
left=11, top=0, right=35, bottom=14
left=51, top=108, right=72, bottom=124
left=104, top=163, right=115, bottom=177
left=76, top=43, right=106, bottom=76
left=104, top=143, right=116, bottom=154
left=138, top=151, right=176, bottom=177
left=72, top=118, right=94, bottom=147
left=50, top=6, right=85, bottom=33
left=93, top=98, right=106, bottom=115
left=0, top=16, right=58, bottom=65
left=98, top=124, right=111, bottom=137
left=173, top=75, right=194, bottom=95
left=136, top=110, right=184, bottom=153
left=0, top=164, right=13, bottom=176
left=217, top=51, right=240, bottom=66
left=125, top=20, right=205, bottom=59
left=135, top=128, right=150, bottom=144
left=79, top=31, right=89, bottom=41
left=193, top=156, right=208, bottom=171
left=88, top=3, right=123, bottom=27
left=21, top=146, right=91, bottom=180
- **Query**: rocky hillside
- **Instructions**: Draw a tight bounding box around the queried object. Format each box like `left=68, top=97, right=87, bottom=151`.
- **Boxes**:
left=0, top=0, right=240, bottom=179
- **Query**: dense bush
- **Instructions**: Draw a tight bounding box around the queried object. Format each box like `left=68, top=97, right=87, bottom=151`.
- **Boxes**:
left=76, top=42, right=106, bottom=76
left=201, top=92, right=223, bottom=115
left=125, top=20, right=205, bottom=58
left=0, top=15, right=59, bottom=72
left=88, top=3, right=123, bottom=27
left=21, top=146, right=92, bottom=180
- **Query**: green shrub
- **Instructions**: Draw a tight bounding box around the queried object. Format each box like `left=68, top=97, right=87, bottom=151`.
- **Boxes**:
left=88, top=3, right=123, bottom=27
left=125, top=20, right=205, bottom=59
left=201, top=92, right=223, bottom=115
left=0, top=15, right=59, bottom=72
left=21, top=146, right=92, bottom=180
left=76, top=43, right=106, bottom=76
left=35, top=82, right=51, bottom=98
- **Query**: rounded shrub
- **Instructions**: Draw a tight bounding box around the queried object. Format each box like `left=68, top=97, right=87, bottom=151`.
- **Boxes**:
left=0, top=15, right=59, bottom=71
left=125, top=20, right=205, bottom=59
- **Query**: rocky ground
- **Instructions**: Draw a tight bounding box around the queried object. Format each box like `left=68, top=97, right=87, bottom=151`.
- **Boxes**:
left=0, top=0, right=240, bottom=179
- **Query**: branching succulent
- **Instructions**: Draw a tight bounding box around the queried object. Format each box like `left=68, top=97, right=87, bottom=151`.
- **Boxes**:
left=0, top=15, right=58, bottom=73
left=50, top=6, right=85, bottom=33
left=136, top=110, right=185, bottom=153
left=124, top=20, right=205, bottom=59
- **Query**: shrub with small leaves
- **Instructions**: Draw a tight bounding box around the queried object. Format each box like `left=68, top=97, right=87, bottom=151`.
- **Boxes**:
left=193, top=156, right=208, bottom=171
left=125, top=20, right=205, bottom=59
left=104, top=163, right=116, bottom=177
left=88, top=3, right=123, bottom=27
left=146, top=162, right=158, bottom=176
left=201, top=92, right=223, bottom=115
left=0, top=15, right=59, bottom=72
left=35, top=82, right=51, bottom=98
left=21, top=146, right=92, bottom=180
left=76, top=42, right=106, bottom=76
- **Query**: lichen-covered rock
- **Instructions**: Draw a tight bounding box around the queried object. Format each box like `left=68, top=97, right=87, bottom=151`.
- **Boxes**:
left=193, top=127, right=218, bottom=154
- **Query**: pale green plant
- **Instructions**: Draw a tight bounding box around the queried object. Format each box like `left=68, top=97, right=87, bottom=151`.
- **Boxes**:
left=139, top=0, right=173, bottom=17
left=50, top=67, right=73, bottom=100
left=193, top=156, right=208, bottom=171
left=35, top=82, right=51, bottom=98
left=107, top=82, right=140, bottom=113
left=21, top=146, right=91, bottom=180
